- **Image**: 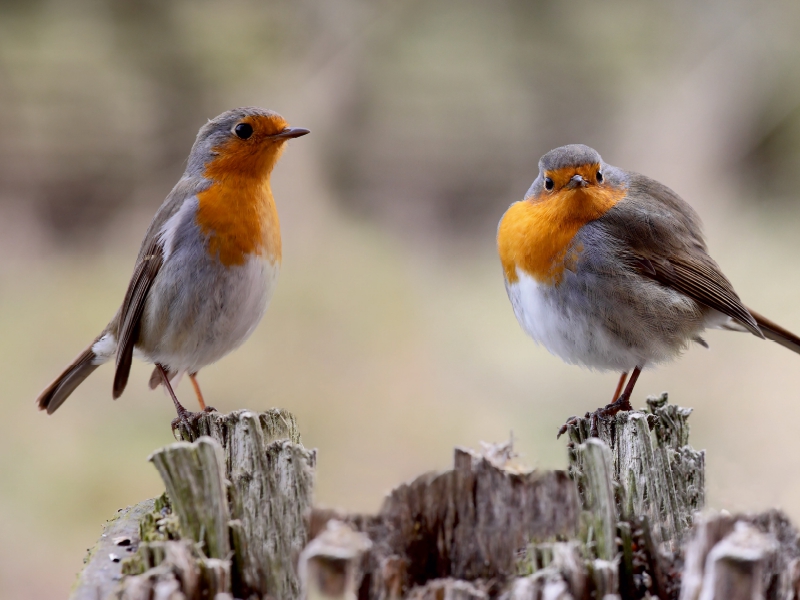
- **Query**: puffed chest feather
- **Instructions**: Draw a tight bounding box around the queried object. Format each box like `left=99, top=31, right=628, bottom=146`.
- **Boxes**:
left=138, top=197, right=280, bottom=372
left=503, top=223, right=707, bottom=371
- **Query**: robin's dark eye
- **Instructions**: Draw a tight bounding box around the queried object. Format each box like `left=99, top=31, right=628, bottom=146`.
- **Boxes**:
left=234, top=123, right=253, bottom=140
left=596, top=170, right=604, bottom=183
left=544, top=177, right=554, bottom=191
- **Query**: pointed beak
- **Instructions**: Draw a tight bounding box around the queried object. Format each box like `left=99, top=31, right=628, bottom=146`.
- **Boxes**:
left=273, top=127, right=310, bottom=140
left=566, top=174, right=588, bottom=189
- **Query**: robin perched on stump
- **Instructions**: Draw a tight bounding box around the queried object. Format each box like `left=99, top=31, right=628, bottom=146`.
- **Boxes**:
left=497, top=144, right=800, bottom=436
left=36, top=107, right=309, bottom=428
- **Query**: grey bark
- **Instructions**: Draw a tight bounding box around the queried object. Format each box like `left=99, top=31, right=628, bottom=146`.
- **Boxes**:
left=70, top=399, right=800, bottom=600
left=149, top=437, right=231, bottom=559
left=93, top=409, right=315, bottom=600
left=71, top=499, right=156, bottom=600
left=565, top=393, right=705, bottom=553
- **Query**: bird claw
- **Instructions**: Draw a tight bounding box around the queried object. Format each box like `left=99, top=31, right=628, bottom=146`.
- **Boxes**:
left=556, top=416, right=580, bottom=439
left=170, top=409, right=205, bottom=441
left=557, top=398, right=633, bottom=440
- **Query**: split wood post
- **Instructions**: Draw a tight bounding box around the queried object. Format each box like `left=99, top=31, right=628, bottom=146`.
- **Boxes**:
left=679, top=510, right=800, bottom=600
left=565, top=393, right=705, bottom=552
left=69, top=399, right=800, bottom=600
left=149, top=437, right=230, bottom=559
left=298, top=519, right=372, bottom=600
left=72, top=409, right=316, bottom=600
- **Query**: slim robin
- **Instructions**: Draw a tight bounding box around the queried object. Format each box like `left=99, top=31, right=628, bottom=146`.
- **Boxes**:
left=497, top=144, right=800, bottom=434
left=36, top=107, right=309, bottom=426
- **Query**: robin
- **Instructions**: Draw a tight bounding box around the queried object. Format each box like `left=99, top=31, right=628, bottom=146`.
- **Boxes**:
left=36, top=107, right=309, bottom=426
left=497, top=144, right=800, bottom=434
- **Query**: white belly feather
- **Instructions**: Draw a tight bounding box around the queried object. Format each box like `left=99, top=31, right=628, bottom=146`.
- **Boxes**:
left=506, top=268, right=647, bottom=372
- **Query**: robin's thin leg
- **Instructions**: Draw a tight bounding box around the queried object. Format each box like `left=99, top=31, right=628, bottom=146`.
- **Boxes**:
left=611, top=365, right=641, bottom=414
left=588, top=365, right=642, bottom=436
left=157, top=364, right=190, bottom=423
left=189, top=373, right=206, bottom=410
left=612, top=371, right=629, bottom=402
left=188, top=372, right=216, bottom=413
left=558, top=367, right=641, bottom=439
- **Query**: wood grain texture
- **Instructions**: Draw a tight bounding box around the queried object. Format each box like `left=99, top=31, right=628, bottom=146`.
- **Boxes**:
left=149, top=437, right=230, bottom=559
left=70, top=499, right=155, bottom=600
left=112, top=409, right=315, bottom=600
left=566, top=392, right=705, bottom=553
left=71, top=402, right=800, bottom=600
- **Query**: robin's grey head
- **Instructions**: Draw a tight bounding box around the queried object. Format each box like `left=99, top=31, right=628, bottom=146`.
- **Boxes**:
left=539, top=144, right=603, bottom=173
left=185, top=107, right=309, bottom=177
left=524, top=144, right=624, bottom=199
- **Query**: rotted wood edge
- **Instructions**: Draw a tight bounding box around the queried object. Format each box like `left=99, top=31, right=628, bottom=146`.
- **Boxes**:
left=70, top=499, right=156, bottom=600
left=566, top=392, right=705, bottom=552
left=69, top=400, right=800, bottom=600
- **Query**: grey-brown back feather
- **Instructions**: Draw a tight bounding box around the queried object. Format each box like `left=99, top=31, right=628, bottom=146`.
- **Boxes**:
left=113, top=238, right=164, bottom=398
left=599, top=172, right=762, bottom=338
left=110, top=176, right=209, bottom=399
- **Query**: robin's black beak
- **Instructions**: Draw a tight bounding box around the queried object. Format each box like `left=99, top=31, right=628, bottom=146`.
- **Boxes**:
left=566, top=174, right=588, bottom=189
left=273, top=127, right=310, bottom=140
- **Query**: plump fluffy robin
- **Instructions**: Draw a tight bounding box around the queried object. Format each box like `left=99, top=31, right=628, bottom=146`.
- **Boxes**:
left=497, top=144, right=800, bottom=431
left=37, top=107, right=309, bottom=424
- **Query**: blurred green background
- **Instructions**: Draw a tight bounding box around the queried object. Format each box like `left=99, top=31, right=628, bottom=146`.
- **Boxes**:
left=3, top=0, right=800, bottom=597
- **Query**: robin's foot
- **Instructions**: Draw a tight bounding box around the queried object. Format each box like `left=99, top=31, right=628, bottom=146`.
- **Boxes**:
left=589, top=394, right=634, bottom=437
left=557, top=414, right=586, bottom=439
left=169, top=409, right=205, bottom=439
left=557, top=394, right=635, bottom=439
left=598, top=393, right=634, bottom=418
left=170, top=406, right=220, bottom=438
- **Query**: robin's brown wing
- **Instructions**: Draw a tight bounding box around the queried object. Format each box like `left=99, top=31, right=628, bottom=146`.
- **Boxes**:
left=601, top=172, right=762, bottom=338
left=113, top=237, right=164, bottom=398
left=108, top=178, right=207, bottom=398
left=634, top=254, right=762, bottom=337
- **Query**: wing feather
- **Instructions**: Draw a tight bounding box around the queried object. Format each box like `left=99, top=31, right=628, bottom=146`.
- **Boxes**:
left=112, top=238, right=164, bottom=398
left=642, top=256, right=762, bottom=337
left=602, top=173, right=762, bottom=338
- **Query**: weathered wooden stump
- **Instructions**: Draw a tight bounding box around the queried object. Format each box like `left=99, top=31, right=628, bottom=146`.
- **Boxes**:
left=70, top=397, right=800, bottom=600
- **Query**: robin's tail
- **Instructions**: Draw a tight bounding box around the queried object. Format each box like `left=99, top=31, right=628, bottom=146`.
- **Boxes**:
left=747, top=307, right=800, bottom=355
left=36, top=342, right=100, bottom=414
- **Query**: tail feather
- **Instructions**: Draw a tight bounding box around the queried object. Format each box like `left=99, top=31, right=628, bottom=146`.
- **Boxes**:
left=36, top=342, right=100, bottom=414
left=148, top=366, right=184, bottom=395
left=747, top=307, right=800, bottom=355
left=148, top=365, right=176, bottom=390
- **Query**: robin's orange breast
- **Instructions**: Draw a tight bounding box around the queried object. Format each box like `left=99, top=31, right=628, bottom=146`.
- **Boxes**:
left=195, top=125, right=285, bottom=267
left=195, top=178, right=281, bottom=267
left=498, top=166, right=626, bottom=286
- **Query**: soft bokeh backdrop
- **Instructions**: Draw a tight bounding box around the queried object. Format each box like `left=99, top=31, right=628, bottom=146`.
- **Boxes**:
left=3, top=1, right=800, bottom=597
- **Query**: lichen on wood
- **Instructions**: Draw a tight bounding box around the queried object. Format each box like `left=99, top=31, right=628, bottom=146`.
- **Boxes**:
left=149, top=436, right=230, bottom=559
left=71, top=499, right=155, bottom=600
left=70, top=398, right=800, bottom=600
left=571, top=439, right=616, bottom=561
left=104, top=409, right=315, bottom=600
left=565, top=393, right=705, bottom=553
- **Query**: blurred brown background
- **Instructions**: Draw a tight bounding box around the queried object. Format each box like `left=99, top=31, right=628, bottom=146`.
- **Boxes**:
left=3, top=0, right=800, bottom=597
